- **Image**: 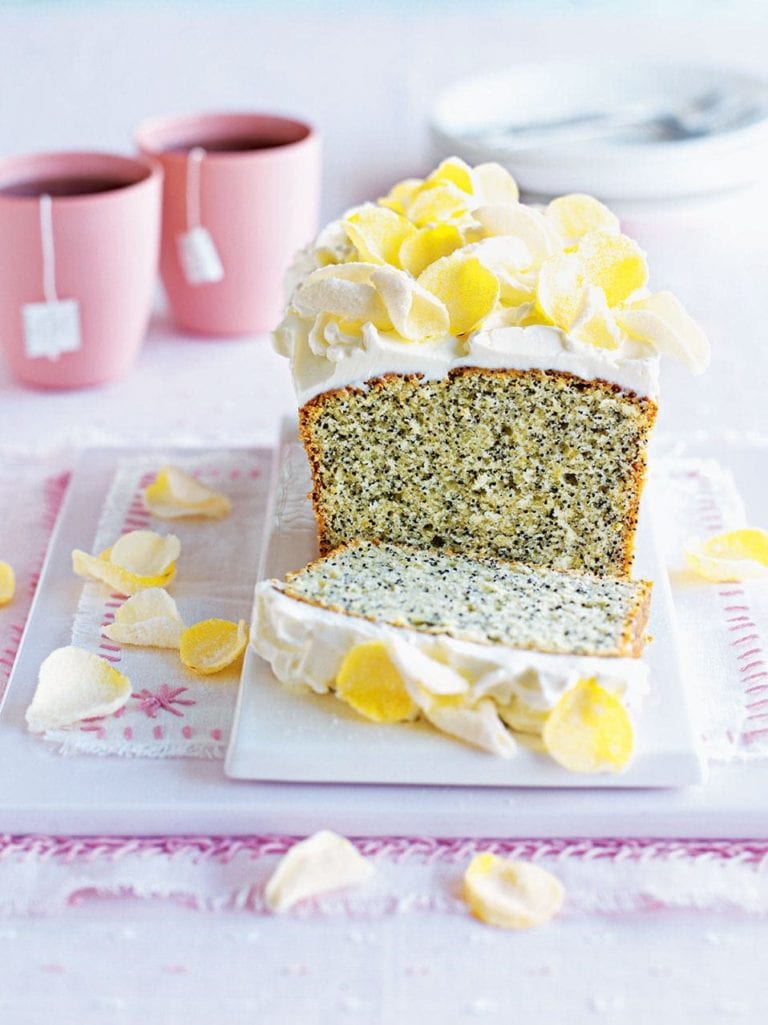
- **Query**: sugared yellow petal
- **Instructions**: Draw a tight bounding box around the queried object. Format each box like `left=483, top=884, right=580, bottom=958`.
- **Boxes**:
left=72, top=549, right=176, bottom=596
left=371, top=266, right=450, bottom=341
left=102, top=588, right=184, bottom=649
left=471, top=162, right=519, bottom=205
left=25, top=646, right=131, bottom=734
left=576, top=231, right=648, bottom=307
left=406, top=182, right=470, bottom=228
left=335, top=641, right=417, bottom=723
left=144, top=466, right=231, bottom=520
left=399, top=223, right=465, bottom=277
left=343, top=205, right=416, bottom=267
left=0, top=561, right=15, bottom=607
left=545, top=193, right=620, bottom=247
left=378, top=177, right=423, bottom=215
left=473, top=203, right=558, bottom=267
left=179, top=618, right=248, bottom=675
left=543, top=678, right=634, bottom=773
left=616, top=291, right=710, bottom=373
left=418, top=253, right=499, bottom=335
left=569, top=287, right=623, bottom=350
left=535, top=251, right=586, bottom=331
left=292, top=263, right=392, bottom=330
left=109, top=530, right=180, bottom=577
left=463, top=853, right=565, bottom=929
left=684, top=529, right=768, bottom=582
left=426, top=156, right=475, bottom=194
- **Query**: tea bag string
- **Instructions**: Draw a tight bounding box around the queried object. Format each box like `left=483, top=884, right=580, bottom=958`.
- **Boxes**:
left=186, top=146, right=206, bottom=233
left=39, top=193, right=59, bottom=303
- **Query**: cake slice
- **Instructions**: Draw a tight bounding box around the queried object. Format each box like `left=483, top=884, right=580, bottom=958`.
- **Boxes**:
left=274, top=158, right=708, bottom=577
left=251, top=540, right=652, bottom=765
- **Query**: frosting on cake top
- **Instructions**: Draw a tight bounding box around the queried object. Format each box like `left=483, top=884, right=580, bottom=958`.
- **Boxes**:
left=274, top=158, right=709, bottom=405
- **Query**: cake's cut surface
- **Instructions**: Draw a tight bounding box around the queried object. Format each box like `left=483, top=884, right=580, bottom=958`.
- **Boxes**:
left=300, top=368, right=656, bottom=577
left=280, top=540, right=651, bottom=657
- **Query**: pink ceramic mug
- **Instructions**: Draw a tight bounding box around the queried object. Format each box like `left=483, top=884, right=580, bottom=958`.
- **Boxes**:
left=0, top=151, right=162, bottom=389
left=135, top=111, right=321, bottom=336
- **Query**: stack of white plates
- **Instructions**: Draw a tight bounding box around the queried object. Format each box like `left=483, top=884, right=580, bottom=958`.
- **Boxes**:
left=429, top=60, right=768, bottom=209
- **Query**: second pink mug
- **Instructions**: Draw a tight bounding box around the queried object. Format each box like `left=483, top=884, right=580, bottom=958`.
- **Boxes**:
left=136, top=111, right=321, bottom=336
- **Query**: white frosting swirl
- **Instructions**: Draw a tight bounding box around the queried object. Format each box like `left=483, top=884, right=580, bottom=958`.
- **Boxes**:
left=275, top=314, right=660, bottom=407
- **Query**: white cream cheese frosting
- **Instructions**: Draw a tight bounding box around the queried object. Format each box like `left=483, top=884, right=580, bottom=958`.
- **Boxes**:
left=275, top=314, right=661, bottom=407
left=251, top=582, right=649, bottom=759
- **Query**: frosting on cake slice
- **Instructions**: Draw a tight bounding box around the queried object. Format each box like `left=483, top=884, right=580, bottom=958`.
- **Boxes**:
left=251, top=540, right=651, bottom=763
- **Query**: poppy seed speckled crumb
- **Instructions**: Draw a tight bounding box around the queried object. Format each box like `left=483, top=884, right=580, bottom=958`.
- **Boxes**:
left=299, top=366, right=657, bottom=578
left=280, top=540, right=652, bottom=657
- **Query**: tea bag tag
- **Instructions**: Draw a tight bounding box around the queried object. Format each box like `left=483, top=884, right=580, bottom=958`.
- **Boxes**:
left=23, top=194, right=82, bottom=361
left=177, top=147, right=224, bottom=286
left=178, top=226, right=224, bottom=286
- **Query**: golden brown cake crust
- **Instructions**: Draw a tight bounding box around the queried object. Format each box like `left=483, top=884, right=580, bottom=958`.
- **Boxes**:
left=299, top=367, right=657, bottom=579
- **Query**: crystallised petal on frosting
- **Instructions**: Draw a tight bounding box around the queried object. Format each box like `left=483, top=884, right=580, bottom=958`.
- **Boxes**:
left=25, top=646, right=132, bottom=734
left=378, top=177, right=423, bottom=214
left=463, top=853, right=565, bottom=929
left=0, top=561, right=15, bottom=607
left=422, top=696, right=518, bottom=758
left=399, top=223, right=465, bottom=277
left=418, top=253, right=500, bottom=335
left=343, top=204, right=416, bottom=267
left=545, top=193, right=620, bottom=247
left=264, top=830, right=374, bottom=913
left=406, top=181, right=472, bottom=227
left=370, top=266, right=450, bottom=341
left=473, top=203, right=559, bottom=267
left=471, top=162, right=520, bottom=205
left=292, top=263, right=392, bottom=330
left=102, top=587, right=185, bottom=649
left=542, top=677, right=634, bottom=773
left=426, top=156, right=475, bottom=194
left=144, top=466, right=231, bottom=520
left=569, top=286, right=623, bottom=351
left=335, top=641, right=418, bottom=723
left=616, top=291, right=711, bottom=374
left=684, top=528, right=768, bottom=582
left=179, top=618, right=248, bottom=675
left=576, top=231, right=648, bottom=307
left=535, top=250, right=585, bottom=331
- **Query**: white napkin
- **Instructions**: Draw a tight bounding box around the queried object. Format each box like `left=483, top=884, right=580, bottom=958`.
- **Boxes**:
left=45, top=450, right=270, bottom=758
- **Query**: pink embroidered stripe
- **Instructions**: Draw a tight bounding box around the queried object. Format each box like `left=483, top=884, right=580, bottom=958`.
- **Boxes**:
left=1, top=835, right=768, bottom=865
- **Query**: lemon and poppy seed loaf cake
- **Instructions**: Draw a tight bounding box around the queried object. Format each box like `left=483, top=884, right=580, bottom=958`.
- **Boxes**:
left=274, top=158, right=709, bottom=577
left=252, top=540, right=652, bottom=764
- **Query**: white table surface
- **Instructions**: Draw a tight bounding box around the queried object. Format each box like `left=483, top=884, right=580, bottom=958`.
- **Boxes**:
left=1, top=3, right=768, bottom=1023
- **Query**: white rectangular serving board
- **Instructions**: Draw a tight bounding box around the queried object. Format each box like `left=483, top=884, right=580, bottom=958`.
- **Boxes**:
left=226, top=425, right=705, bottom=789
left=5, top=444, right=767, bottom=838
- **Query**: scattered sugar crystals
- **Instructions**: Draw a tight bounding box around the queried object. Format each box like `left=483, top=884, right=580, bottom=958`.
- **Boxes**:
left=72, top=529, right=180, bottom=595
left=102, top=588, right=184, bottom=649
left=0, top=561, right=15, bottom=607
left=542, top=677, right=634, bottom=773
left=25, top=646, right=132, bottom=733
left=264, top=830, right=374, bottom=913
left=179, top=618, right=248, bottom=675
left=143, top=465, right=232, bottom=520
left=685, top=528, right=768, bottom=582
left=463, top=853, right=564, bottom=929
